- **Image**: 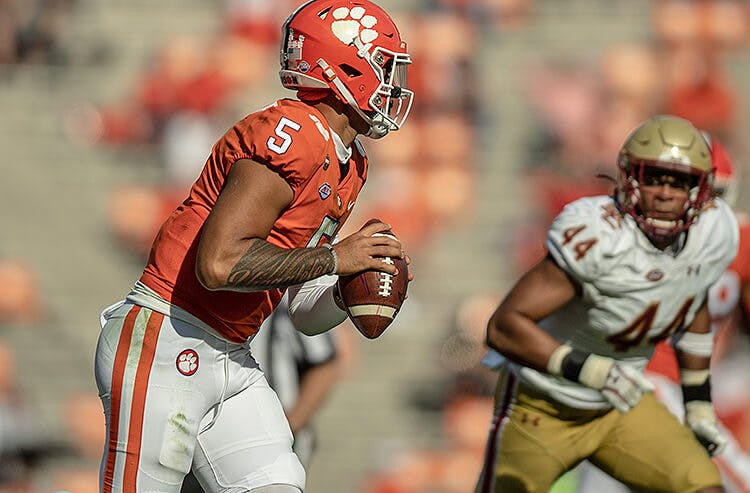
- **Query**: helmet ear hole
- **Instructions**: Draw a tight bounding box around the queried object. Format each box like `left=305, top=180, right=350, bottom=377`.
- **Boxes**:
left=340, top=64, right=362, bottom=78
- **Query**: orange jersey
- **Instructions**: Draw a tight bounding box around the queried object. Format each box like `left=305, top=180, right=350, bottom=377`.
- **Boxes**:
left=647, top=213, right=750, bottom=381
left=139, top=99, right=368, bottom=343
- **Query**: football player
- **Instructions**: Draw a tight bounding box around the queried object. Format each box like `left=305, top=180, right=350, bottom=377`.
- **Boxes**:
left=94, top=1, right=413, bottom=492
left=575, top=132, right=750, bottom=493
left=476, top=115, right=738, bottom=493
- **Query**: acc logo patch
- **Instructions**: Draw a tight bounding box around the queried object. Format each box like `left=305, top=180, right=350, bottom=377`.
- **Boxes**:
left=319, top=182, right=332, bottom=200
left=176, top=349, right=199, bottom=376
left=646, top=269, right=664, bottom=282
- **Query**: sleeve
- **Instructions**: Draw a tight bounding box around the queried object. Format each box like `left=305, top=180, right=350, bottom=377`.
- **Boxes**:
left=234, top=103, right=329, bottom=192
left=546, top=199, right=604, bottom=284
left=287, top=274, right=347, bottom=335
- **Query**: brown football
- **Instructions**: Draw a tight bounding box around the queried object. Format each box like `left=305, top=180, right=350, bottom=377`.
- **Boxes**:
left=337, top=224, right=409, bottom=339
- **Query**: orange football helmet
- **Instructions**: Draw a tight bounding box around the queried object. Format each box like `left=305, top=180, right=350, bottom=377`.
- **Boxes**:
left=279, top=0, right=413, bottom=139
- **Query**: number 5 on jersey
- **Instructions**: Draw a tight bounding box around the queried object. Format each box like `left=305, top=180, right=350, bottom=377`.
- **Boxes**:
left=267, top=117, right=301, bottom=154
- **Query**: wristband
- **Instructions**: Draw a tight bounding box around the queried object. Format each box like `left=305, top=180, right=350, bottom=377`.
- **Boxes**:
left=559, top=347, right=589, bottom=382
left=547, top=345, right=573, bottom=375
left=322, top=243, right=338, bottom=275
left=685, top=400, right=716, bottom=423
left=555, top=345, right=613, bottom=390
left=680, top=368, right=712, bottom=403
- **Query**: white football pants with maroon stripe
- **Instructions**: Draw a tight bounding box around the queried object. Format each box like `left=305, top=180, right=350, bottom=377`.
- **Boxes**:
left=94, top=301, right=305, bottom=492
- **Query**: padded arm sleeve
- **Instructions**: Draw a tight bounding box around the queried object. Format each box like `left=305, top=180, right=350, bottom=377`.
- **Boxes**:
left=287, top=274, right=347, bottom=335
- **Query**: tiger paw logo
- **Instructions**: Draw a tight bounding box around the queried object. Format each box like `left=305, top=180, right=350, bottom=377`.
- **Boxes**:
left=331, top=6, right=379, bottom=45
left=176, top=349, right=199, bottom=376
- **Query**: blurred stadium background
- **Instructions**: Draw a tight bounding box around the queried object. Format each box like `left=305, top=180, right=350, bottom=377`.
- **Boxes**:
left=1, top=0, right=749, bottom=491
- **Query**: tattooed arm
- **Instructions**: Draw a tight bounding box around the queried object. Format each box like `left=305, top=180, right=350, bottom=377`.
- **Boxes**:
left=196, top=159, right=403, bottom=293
left=196, top=158, right=322, bottom=292
left=226, top=240, right=334, bottom=291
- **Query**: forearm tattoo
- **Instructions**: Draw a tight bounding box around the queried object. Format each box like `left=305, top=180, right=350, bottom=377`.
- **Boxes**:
left=227, top=240, right=335, bottom=291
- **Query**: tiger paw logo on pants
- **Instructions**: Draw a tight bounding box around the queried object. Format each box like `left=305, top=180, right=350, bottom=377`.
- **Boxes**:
left=331, top=6, right=379, bottom=45
left=176, top=349, right=199, bottom=376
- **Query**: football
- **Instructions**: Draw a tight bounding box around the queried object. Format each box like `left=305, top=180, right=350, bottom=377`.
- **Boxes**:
left=337, top=223, right=409, bottom=339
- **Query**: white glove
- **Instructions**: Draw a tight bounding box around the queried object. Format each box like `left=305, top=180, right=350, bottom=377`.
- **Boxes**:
left=548, top=347, right=655, bottom=414
left=685, top=401, right=728, bottom=456
left=599, top=361, right=655, bottom=413
left=574, top=354, right=655, bottom=414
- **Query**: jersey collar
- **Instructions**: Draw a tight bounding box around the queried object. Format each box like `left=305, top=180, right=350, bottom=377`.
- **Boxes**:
left=631, top=217, right=687, bottom=257
left=330, top=129, right=352, bottom=164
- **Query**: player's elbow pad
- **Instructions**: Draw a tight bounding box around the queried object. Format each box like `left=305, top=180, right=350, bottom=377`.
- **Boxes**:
left=672, top=331, right=714, bottom=358
left=287, top=275, right=347, bottom=335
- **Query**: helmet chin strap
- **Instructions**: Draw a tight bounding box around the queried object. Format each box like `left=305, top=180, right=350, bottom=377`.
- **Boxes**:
left=317, top=58, right=391, bottom=139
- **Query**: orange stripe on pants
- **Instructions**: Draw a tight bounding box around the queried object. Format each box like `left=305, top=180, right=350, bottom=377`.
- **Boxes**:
left=122, top=310, right=164, bottom=492
left=103, top=305, right=141, bottom=493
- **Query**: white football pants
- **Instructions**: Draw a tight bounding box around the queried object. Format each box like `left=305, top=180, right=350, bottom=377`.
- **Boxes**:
left=94, top=301, right=305, bottom=492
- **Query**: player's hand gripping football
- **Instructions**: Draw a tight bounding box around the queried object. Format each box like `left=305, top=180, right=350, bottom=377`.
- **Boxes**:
left=331, top=221, right=404, bottom=276
left=685, top=401, right=728, bottom=456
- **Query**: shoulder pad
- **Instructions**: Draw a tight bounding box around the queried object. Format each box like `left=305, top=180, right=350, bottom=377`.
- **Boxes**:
left=546, top=196, right=621, bottom=283
left=694, top=199, right=739, bottom=271
left=243, top=100, right=333, bottom=189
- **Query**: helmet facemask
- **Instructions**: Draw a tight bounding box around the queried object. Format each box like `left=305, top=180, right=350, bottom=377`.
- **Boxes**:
left=615, top=115, right=715, bottom=244
left=617, top=156, right=714, bottom=240
left=364, top=46, right=413, bottom=138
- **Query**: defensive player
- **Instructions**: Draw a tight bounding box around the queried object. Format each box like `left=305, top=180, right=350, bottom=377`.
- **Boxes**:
left=476, top=115, right=739, bottom=493
left=94, top=1, right=413, bottom=492
left=575, top=133, right=750, bottom=493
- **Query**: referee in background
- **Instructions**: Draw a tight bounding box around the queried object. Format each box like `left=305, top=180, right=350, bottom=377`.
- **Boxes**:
left=250, top=294, right=341, bottom=467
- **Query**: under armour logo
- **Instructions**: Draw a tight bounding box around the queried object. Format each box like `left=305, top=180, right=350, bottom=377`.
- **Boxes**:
left=521, top=413, right=540, bottom=426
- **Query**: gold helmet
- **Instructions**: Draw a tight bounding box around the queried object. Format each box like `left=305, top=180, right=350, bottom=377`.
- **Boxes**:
left=616, top=115, right=714, bottom=239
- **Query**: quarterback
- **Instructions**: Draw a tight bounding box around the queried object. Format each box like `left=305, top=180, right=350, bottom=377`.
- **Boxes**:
left=476, top=115, right=739, bottom=493
left=94, top=1, right=413, bottom=492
